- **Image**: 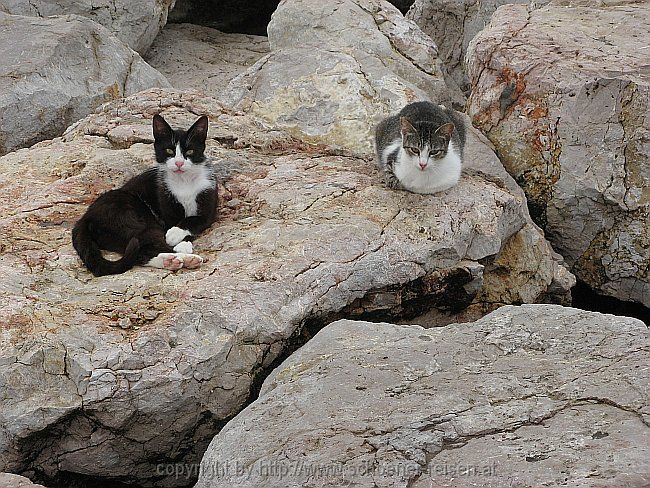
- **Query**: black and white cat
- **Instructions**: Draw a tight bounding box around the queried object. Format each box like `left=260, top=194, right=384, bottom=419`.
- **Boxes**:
left=375, top=101, right=466, bottom=194
left=72, top=114, right=218, bottom=276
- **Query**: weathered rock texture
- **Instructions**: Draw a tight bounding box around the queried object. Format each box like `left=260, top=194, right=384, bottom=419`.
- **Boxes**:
left=0, top=88, right=570, bottom=486
left=0, top=0, right=176, bottom=52
left=221, top=0, right=464, bottom=154
left=467, top=2, right=650, bottom=307
left=0, top=13, right=170, bottom=156
left=145, top=24, right=269, bottom=99
left=196, top=305, right=650, bottom=488
left=406, top=0, right=549, bottom=94
left=0, top=473, right=47, bottom=488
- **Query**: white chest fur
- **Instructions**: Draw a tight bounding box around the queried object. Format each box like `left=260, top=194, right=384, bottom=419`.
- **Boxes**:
left=393, top=141, right=462, bottom=194
left=164, top=165, right=214, bottom=216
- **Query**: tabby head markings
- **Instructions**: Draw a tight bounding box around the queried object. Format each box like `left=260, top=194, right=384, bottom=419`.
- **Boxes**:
left=399, top=117, right=455, bottom=171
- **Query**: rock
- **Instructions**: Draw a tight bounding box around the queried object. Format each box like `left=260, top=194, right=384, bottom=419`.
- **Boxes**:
left=220, top=0, right=465, bottom=154
left=0, top=473, right=47, bottom=488
left=467, top=2, right=650, bottom=307
left=144, top=23, right=270, bottom=99
left=0, top=88, right=571, bottom=486
left=196, top=304, right=649, bottom=488
left=406, top=0, right=549, bottom=94
left=0, top=0, right=176, bottom=52
left=0, top=13, right=170, bottom=156
left=168, top=0, right=280, bottom=36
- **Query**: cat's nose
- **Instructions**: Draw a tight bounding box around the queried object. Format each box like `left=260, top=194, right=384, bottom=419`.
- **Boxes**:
left=419, top=162, right=427, bottom=170
left=175, top=160, right=184, bottom=169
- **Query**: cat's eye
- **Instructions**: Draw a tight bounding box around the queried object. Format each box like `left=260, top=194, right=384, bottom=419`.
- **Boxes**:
left=406, top=147, right=419, bottom=156
left=186, top=149, right=194, bottom=156
left=165, top=148, right=174, bottom=155
left=432, top=150, right=444, bottom=158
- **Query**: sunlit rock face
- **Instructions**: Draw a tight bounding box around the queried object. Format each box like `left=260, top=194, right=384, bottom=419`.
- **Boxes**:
left=467, top=2, right=650, bottom=307
left=0, top=87, right=570, bottom=486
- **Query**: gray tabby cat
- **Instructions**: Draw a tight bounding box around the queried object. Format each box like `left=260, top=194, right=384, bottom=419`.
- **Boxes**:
left=375, top=101, right=466, bottom=194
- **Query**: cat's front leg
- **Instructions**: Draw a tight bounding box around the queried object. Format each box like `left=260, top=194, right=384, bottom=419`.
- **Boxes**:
left=165, top=226, right=191, bottom=246
left=384, top=171, right=402, bottom=190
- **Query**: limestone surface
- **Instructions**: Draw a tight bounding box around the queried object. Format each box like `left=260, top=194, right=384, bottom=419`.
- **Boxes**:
left=0, top=13, right=170, bottom=155
left=406, top=0, right=549, bottom=93
left=0, top=0, right=176, bottom=52
left=197, top=305, right=649, bottom=488
left=0, top=88, right=570, bottom=486
left=0, top=473, right=47, bottom=488
left=145, top=23, right=269, bottom=99
left=467, top=2, right=650, bottom=306
left=221, top=0, right=465, bottom=154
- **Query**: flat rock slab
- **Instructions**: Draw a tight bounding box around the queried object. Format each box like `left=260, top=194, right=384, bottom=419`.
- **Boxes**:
left=197, top=304, right=649, bottom=488
left=145, top=23, right=270, bottom=98
left=0, top=89, right=569, bottom=486
left=467, top=2, right=650, bottom=306
left=0, top=13, right=170, bottom=155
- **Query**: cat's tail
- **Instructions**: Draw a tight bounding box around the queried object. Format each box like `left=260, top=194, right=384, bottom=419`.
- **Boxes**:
left=72, top=219, right=140, bottom=277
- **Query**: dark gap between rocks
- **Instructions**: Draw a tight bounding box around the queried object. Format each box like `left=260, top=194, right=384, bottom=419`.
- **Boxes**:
left=571, top=280, right=649, bottom=325
left=168, top=0, right=282, bottom=36
left=390, top=0, right=416, bottom=15
left=18, top=270, right=474, bottom=488
left=168, top=0, right=416, bottom=36
left=248, top=266, right=477, bottom=401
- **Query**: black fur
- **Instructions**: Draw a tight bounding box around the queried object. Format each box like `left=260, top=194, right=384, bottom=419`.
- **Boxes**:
left=72, top=115, right=217, bottom=276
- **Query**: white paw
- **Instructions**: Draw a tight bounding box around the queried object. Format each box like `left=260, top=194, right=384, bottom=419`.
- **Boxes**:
left=145, top=252, right=202, bottom=270
left=166, top=226, right=191, bottom=246
left=176, top=253, right=203, bottom=269
left=146, top=253, right=184, bottom=270
left=173, top=241, right=193, bottom=254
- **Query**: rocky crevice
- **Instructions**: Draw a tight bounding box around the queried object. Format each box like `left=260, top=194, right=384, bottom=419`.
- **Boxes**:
left=195, top=305, right=649, bottom=487
left=467, top=2, right=650, bottom=308
left=0, top=86, right=573, bottom=486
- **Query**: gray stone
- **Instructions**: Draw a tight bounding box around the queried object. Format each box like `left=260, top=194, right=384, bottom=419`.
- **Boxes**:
left=144, top=23, right=269, bottom=99
left=220, top=0, right=465, bottom=155
left=0, top=473, right=47, bottom=488
left=196, top=304, right=649, bottom=488
left=0, top=88, right=571, bottom=486
left=0, top=0, right=176, bottom=52
left=406, top=0, right=549, bottom=94
left=0, top=13, right=170, bottom=155
left=467, top=2, right=650, bottom=307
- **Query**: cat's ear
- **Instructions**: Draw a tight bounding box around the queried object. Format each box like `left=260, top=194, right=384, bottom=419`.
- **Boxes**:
left=187, top=116, right=209, bottom=144
left=400, top=117, right=417, bottom=138
left=436, top=123, right=455, bottom=140
left=153, top=114, right=173, bottom=142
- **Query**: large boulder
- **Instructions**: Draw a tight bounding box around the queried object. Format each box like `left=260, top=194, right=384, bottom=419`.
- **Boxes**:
left=0, top=88, right=571, bottom=486
left=406, top=0, right=549, bottom=94
left=196, top=305, right=649, bottom=488
left=0, top=13, right=170, bottom=156
left=144, top=23, right=270, bottom=99
left=0, top=0, right=176, bottom=52
left=221, top=0, right=465, bottom=154
left=467, top=2, right=650, bottom=307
